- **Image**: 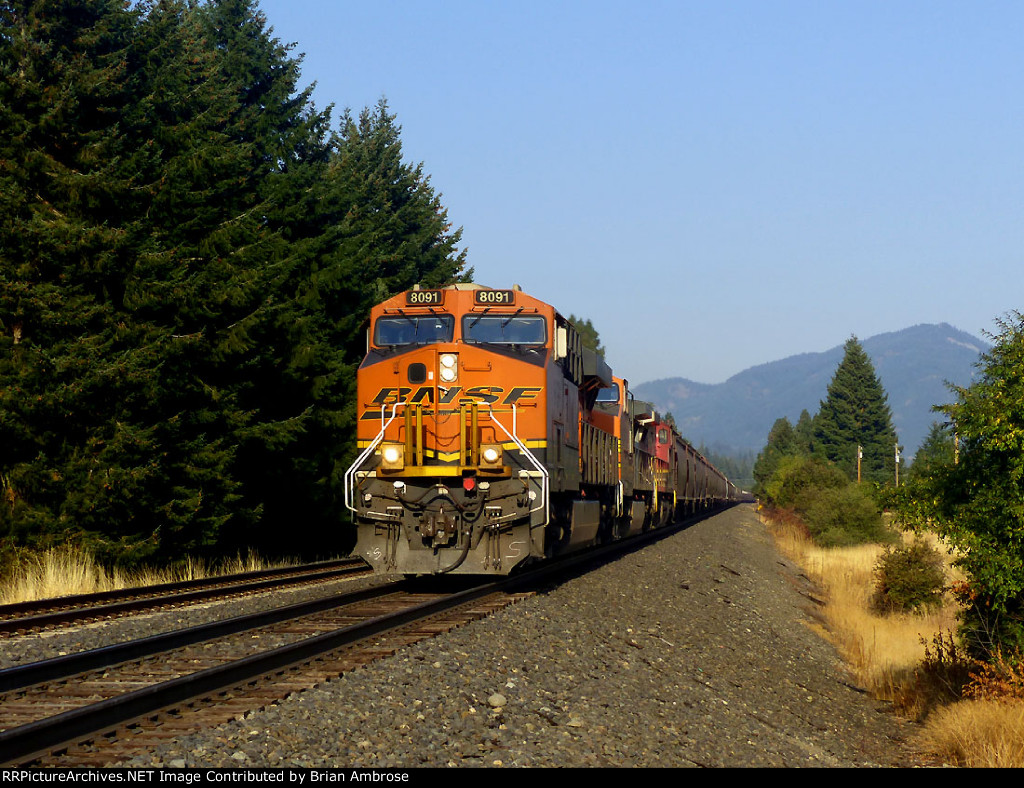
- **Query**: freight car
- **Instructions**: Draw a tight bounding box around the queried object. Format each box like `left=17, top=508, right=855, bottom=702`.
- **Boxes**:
left=344, top=283, right=738, bottom=575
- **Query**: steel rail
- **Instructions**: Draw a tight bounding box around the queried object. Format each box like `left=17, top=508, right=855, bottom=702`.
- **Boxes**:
left=0, top=504, right=736, bottom=766
left=0, top=582, right=399, bottom=694
left=0, top=559, right=369, bottom=635
left=0, top=579, right=508, bottom=766
left=0, top=559, right=361, bottom=619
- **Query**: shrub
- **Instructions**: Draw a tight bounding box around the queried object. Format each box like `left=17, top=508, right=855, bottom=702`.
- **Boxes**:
left=965, top=649, right=1024, bottom=703
left=764, top=455, right=848, bottom=511
left=802, top=482, right=890, bottom=547
left=913, top=631, right=974, bottom=716
left=872, top=539, right=947, bottom=614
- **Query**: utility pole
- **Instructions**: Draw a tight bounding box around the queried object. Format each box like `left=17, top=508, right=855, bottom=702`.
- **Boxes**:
left=895, top=442, right=900, bottom=486
left=857, top=445, right=862, bottom=484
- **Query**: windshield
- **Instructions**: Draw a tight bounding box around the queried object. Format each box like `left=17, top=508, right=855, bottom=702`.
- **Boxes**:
left=462, top=315, right=547, bottom=345
left=374, top=314, right=454, bottom=346
left=595, top=384, right=620, bottom=403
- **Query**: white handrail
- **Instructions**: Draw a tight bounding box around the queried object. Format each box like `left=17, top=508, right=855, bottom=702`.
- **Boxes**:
left=343, top=402, right=406, bottom=514
left=486, top=404, right=549, bottom=528
left=345, top=401, right=550, bottom=531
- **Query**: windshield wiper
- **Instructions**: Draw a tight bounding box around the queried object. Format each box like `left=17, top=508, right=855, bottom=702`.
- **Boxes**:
left=501, top=307, right=525, bottom=328
left=468, top=307, right=491, bottom=330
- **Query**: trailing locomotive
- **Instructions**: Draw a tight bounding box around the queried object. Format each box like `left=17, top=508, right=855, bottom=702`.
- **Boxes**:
left=345, top=283, right=738, bottom=575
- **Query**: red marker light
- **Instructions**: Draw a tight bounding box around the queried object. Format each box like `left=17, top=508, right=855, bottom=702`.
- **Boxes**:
left=463, top=477, right=476, bottom=492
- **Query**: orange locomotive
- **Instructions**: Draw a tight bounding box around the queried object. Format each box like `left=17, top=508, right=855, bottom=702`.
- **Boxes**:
left=344, top=283, right=737, bottom=575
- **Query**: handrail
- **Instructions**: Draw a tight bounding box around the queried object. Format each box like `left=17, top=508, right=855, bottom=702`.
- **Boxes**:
left=486, top=404, right=549, bottom=529
left=345, top=400, right=550, bottom=532
left=343, top=402, right=406, bottom=514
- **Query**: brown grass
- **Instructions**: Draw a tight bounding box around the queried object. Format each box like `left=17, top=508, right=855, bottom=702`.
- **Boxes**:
left=0, top=545, right=285, bottom=605
left=760, top=504, right=1024, bottom=767
left=917, top=699, right=1024, bottom=767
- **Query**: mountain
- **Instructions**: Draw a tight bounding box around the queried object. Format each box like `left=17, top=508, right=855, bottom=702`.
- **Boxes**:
left=632, top=324, right=988, bottom=459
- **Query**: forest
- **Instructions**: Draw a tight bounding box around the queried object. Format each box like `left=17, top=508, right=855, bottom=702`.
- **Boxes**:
left=0, top=0, right=470, bottom=566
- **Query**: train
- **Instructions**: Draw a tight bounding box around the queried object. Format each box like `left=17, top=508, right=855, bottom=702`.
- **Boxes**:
left=344, top=283, right=740, bottom=576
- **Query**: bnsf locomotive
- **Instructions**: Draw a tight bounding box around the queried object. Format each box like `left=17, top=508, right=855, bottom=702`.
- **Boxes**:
left=345, top=283, right=738, bottom=575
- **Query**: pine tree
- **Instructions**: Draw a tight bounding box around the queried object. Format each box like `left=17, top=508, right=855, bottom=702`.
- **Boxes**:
left=753, top=417, right=797, bottom=494
left=0, top=0, right=274, bottom=558
left=0, top=0, right=167, bottom=554
left=567, top=315, right=605, bottom=357
left=186, top=0, right=343, bottom=553
left=1, top=2, right=471, bottom=562
left=329, top=100, right=469, bottom=341
left=908, top=422, right=955, bottom=481
left=813, top=337, right=899, bottom=484
left=794, top=409, right=815, bottom=455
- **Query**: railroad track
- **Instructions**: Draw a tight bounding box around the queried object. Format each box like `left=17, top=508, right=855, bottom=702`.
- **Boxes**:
left=0, top=558, right=371, bottom=637
left=0, top=575, right=534, bottom=766
left=0, top=511, right=728, bottom=767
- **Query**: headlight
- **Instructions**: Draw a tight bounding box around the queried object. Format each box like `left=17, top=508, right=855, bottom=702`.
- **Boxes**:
left=380, top=444, right=405, bottom=470
left=439, top=353, right=458, bottom=382
left=481, top=445, right=502, bottom=466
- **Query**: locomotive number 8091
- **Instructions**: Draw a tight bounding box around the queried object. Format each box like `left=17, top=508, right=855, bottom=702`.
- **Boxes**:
left=345, top=283, right=738, bottom=576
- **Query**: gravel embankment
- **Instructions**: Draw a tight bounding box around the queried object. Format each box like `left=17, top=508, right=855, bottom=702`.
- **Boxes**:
left=108, top=504, right=929, bottom=768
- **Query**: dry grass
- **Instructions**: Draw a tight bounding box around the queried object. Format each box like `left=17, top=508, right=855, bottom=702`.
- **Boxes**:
left=761, top=505, right=1024, bottom=767
left=0, top=545, right=285, bottom=605
left=917, top=699, right=1024, bottom=767
left=764, top=509, right=960, bottom=700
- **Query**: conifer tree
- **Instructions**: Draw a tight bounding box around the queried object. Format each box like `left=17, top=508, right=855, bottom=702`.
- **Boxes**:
left=0, top=1, right=471, bottom=562
left=753, top=417, right=797, bottom=494
left=813, top=337, right=899, bottom=484
left=794, top=409, right=815, bottom=455
left=907, top=422, right=955, bottom=481
left=0, top=0, right=168, bottom=554
left=1, top=0, right=283, bottom=557
left=188, top=0, right=345, bottom=552
left=567, top=315, right=605, bottom=357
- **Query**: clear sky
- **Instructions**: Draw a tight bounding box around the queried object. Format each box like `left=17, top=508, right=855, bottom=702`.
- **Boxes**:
left=256, top=0, right=1023, bottom=385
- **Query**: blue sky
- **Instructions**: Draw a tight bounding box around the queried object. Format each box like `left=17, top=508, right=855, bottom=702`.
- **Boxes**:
left=256, top=0, right=1023, bottom=385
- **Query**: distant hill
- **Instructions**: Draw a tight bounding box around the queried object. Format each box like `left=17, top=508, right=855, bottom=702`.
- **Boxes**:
left=633, top=324, right=988, bottom=459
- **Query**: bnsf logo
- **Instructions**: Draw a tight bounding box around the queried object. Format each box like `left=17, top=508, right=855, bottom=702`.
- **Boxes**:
left=363, top=386, right=542, bottom=415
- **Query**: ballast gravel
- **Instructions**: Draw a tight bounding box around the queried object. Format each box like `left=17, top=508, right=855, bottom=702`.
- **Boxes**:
left=105, top=505, right=931, bottom=768
left=0, top=575, right=393, bottom=670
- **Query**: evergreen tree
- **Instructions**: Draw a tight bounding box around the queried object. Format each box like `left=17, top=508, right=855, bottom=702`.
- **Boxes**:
left=567, top=315, right=605, bottom=357
left=239, top=99, right=471, bottom=552
left=813, top=337, right=899, bottom=484
left=0, top=1, right=471, bottom=563
left=794, top=409, right=815, bottom=455
left=1, top=0, right=296, bottom=558
left=0, top=0, right=176, bottom=556
left=753, top=417, right=797, bottom=495
left=190, top=0, right=344, bottom=553
left=907, top=422, right=955, bottom=481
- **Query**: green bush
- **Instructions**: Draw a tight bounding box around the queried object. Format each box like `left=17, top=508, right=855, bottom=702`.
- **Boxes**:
left=872, top=540, right=947, bottom=614
left=764, top=455, right=848, bottom=511
left=802, top=483, right=890, bottom=547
